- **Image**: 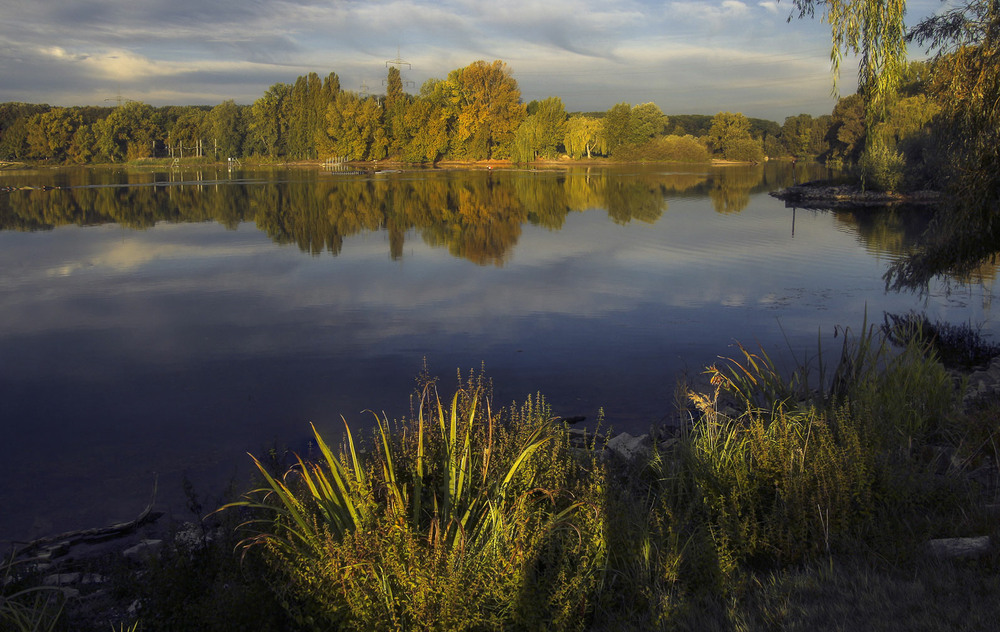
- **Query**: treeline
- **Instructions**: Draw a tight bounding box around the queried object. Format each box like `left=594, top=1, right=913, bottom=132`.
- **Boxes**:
left=0, top=58, right=932, bottom=167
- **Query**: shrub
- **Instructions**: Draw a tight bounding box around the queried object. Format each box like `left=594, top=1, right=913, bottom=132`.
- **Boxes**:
left=858, top=139, right=906, bottom=192
left=723, top=137, right=764, bottom=163
left=611, top=135, right=709, bottom=162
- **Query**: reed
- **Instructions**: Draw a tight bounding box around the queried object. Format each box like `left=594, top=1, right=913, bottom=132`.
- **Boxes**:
left=223, top=374, right=605, bottom=630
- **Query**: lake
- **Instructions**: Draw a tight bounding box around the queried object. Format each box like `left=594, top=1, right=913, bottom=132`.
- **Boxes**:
left=1, top=162, right=996, bottom=546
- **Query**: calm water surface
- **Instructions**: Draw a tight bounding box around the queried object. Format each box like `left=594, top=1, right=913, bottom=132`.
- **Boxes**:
left=1, top=163, right=996, bottom=544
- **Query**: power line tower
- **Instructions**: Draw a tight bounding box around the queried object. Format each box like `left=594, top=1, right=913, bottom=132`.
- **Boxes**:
left=104, top=89, right=133, bottom=107
left=384, top=47, right=416, bottom=90
left=385, top=47, right=411, bottom=70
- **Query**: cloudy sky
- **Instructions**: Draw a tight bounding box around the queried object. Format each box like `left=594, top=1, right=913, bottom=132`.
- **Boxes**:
left=1, top=0, right=946, bottom=121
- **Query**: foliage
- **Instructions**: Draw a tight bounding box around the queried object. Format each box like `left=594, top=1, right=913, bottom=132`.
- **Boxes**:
left=886, top=0, right=1000, bottom=288
left=224, top=374, right=605, bottom=630
left=790, top=0, right=908, bottom=134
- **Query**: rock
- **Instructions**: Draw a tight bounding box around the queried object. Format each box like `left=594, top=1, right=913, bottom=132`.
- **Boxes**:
left=123, top=539, right=162, bottom=560
left=769, top=182, right=942, bottom=209
left=606, top=432, right=651, bottom=459
left=924, top=536, right=991, bottom=559
left=43, top=572, right=81, bottom=586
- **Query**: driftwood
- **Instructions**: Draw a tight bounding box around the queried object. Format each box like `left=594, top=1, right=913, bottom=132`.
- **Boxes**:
left=13, top=476, right=160, bottom=561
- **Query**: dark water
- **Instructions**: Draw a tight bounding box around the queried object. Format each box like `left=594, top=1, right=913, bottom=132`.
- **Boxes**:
left=1, top=163, right=996, bottom=545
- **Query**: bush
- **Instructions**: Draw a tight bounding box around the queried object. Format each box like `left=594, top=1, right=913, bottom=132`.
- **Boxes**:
left=611, top=135, right=709, bottom=162
left=858, top=140, right=906, bottom=192
left=723, top=137, right=764, bottom=163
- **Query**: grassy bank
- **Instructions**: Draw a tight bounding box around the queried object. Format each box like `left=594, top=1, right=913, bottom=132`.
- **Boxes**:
left=4, top=316, right=998, bottom=631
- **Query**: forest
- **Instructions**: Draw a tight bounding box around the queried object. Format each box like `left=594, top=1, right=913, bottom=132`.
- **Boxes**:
left=0, top=58, right=935, bottom=169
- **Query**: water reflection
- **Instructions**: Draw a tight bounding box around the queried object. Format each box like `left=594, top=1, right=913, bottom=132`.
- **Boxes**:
left=1, top=163, right=818, bottom=266
left=4, top=161, right=995, bottom=546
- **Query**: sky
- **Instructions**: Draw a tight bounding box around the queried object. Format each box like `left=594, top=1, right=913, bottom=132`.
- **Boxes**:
left=1, top=0, right=948, bottom=122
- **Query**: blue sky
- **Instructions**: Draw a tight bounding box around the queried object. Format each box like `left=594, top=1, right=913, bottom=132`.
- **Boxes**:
left=1, top=0, right=947, bottom=121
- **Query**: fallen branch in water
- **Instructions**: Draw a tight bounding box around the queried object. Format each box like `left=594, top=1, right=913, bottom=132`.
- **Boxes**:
left=12, top=475, right=160, bottom=561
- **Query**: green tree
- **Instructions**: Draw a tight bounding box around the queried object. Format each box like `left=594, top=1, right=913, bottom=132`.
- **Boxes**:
left=249, top=83, right=290, bottom=157
left=401, top=86, right=450, bottom=163
left=824, top=93, right=866, bottom=165
left=511, top=96, right=567, bottom=162
left=25, top=108, right=82, bottom=162
left=781, top=113, right=813, bottom=157
left=629, top=102, right=668, bottom=144
left=93, top=101, right=162, bottom=162
left=168, top=108, right=209, bottom=157
left=886, top=0, right=1000, bottom=285
left=67, top=123, right=95, bottom=164
left=385, top=66, right=404, bottom=110
left=208, top=100, right=246, bottom=159
left=708, top=111, right=763, bottom=161
left=0, top=103, right=48, bottom=160
left=601, top=102, right=632, bottom=153
left=384, top=66, right=409, bottom=157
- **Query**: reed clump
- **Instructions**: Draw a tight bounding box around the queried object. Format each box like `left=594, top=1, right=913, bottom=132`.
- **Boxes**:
left=224, top=371, right=606, bottom=631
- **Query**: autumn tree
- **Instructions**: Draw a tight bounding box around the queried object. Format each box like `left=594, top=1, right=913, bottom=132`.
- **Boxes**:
left=442, top=60, right=526, bottom=160
left=325, top=92, right=388, bottom=161
left=401, top=82, right=450, bottom=163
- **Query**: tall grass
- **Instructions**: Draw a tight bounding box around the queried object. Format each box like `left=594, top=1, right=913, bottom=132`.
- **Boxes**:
left=214, top=318, right=984, bottom=629
left=224, top=373, right=606, bottom=630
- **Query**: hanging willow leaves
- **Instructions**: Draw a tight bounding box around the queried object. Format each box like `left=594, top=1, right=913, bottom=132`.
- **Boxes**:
left=789, top=0, right=908, bottom=132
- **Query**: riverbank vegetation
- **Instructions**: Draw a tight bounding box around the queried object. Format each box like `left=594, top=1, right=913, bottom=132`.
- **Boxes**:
left=4, top=313, right=996, bottom=631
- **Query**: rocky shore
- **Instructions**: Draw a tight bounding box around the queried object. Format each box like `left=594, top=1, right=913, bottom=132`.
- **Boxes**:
left=770, top=180, right=943, bottom=209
